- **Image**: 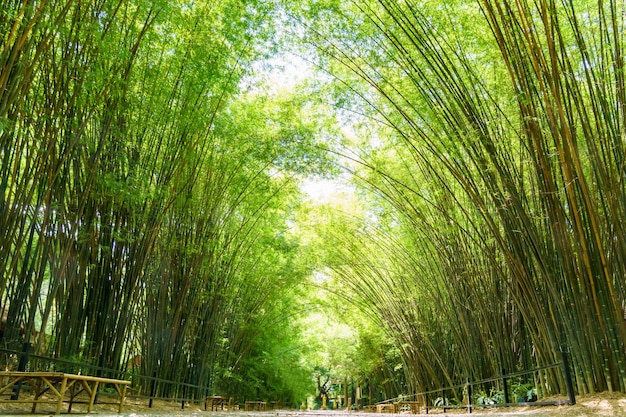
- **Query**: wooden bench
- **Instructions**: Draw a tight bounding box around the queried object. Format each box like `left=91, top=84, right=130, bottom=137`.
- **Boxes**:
left=395, top=400, right=422, bottom=413
left=0, top=371, right=130, bottom=414
left=376, top=403, right=395, bottom=413
left=245, top=400, right=266, bottom=411
left=205, top=395, right=231, bottom=411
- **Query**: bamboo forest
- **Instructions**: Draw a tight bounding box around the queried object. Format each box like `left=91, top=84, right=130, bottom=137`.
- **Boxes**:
left=1, top=0, right=625, bottom=413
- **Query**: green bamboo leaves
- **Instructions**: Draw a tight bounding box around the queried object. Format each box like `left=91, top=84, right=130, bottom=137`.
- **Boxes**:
left=302, top=0, right=626, bottom=396
left=0, top=0, right=333, bottom=402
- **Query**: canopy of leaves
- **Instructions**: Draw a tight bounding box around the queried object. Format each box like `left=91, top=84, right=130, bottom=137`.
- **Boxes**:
left=2, top=0, right=626, bottom=407
left=293, top=0, right=626, bottom=397
left=0, top=0, right=338, bottom=403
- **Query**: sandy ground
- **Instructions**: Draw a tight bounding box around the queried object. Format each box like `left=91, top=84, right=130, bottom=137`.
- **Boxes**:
left=0, top=392, right=625, bottom=416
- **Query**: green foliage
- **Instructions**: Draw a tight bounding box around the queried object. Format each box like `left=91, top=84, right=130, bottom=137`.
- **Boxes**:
left=511, top=381, right=537, bottom=403
left=474, top=389, right=503, bottom=406
left=225, top=308, right=314, bottom=406
left=4, top=0, right=626, bottom=408
left=0, top=0, right=336, bottom=404
left=293, top=0, right=626, bottom=398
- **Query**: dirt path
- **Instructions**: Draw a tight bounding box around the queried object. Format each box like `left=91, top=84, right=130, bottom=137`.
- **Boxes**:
left=0, top=393, right=625, bottom=416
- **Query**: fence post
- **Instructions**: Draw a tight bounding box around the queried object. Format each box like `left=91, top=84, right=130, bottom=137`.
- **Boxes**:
left=501, top=368, right=510, bottom=404
left=149, top=371, right=158, bottom=408
left=560, top=350, right=576, bottom=405
left=466, top=378, right=472, bottom=414
left=440, top=388, right=444, bottom=413
left=181, top=381, right=187, bottom=409
left=11, top=342, right=31, bottom=400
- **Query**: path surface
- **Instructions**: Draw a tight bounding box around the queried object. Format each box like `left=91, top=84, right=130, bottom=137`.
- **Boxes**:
left=2, top=394, right=626, bottom=416
left=5, top=407, right=624, bottom=417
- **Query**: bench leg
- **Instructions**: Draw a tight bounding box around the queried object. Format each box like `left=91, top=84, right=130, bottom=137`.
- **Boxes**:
left=68, top=380, right=77, bottom=412
left=56, top=377, right=68, bottom=415
left=118, top=384, right=128, bottom=413
left=88, top=381, right=99, bottom=412
left=32, top=379, right=42, bottom=413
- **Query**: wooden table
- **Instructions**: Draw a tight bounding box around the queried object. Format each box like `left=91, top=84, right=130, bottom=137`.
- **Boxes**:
left=0, top=371, right=130, bottom=414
